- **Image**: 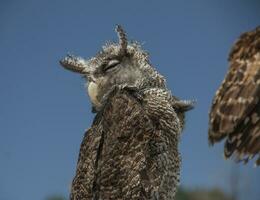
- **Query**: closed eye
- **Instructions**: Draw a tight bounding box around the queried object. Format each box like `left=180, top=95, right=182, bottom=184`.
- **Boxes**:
left=104, top=59, right=120, bottom=71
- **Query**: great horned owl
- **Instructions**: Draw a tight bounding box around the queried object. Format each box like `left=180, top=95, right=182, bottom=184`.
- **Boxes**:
left=60, top=25, right=194, bottom=199
left=209, top=26, right=260, bottom=166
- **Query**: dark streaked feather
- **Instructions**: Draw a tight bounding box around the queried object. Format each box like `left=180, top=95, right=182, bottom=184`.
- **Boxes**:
left=70, top=89, right=182, bottom=199
left=209, top=26, right=260, bottom=166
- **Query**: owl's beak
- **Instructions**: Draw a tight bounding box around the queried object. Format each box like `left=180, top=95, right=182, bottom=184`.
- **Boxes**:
left=60, top=54, right=89, bottom=74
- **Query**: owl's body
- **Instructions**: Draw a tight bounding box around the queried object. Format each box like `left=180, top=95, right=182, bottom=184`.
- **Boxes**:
left=72, top=88, right=181, bottom=199
left=60, top=26, right=193, bottom=199
left=209, top=26, right=260, bottom=166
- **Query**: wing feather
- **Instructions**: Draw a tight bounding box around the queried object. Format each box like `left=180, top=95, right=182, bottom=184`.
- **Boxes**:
left=71, top=88, right=182, bottom=199
left=209, top=26, right=260, bottom=165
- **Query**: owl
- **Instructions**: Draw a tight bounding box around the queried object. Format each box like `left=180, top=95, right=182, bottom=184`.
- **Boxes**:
left=60, top=25, right=194, bottom=199
left=209, top=26, right=260, bottom=166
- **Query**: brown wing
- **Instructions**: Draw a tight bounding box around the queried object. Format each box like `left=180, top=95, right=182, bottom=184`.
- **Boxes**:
left=209, top=26, right=260, bottom=165
left=70, top=88, right=182, bottom=199
left=92, top=88, right=181, bottom=199
left=70, top=115, right=103, bottom=200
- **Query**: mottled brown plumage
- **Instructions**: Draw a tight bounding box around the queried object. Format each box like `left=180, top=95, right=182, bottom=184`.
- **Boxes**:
left=60, top=26, right=193, bottom=199
left=209, top=26, right=260, bottom=166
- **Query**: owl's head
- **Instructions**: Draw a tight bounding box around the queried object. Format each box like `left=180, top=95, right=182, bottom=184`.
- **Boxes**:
left=60, top=25, right=166, bottom=111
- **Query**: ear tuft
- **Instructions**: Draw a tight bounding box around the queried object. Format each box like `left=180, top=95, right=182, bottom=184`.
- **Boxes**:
left=115, top=25, right=128, bottom=55
left=172, top=99, right=196, bottom=112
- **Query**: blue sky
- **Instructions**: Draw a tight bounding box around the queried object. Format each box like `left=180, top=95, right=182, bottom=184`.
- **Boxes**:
left=0, top=0, right=259, bottom=200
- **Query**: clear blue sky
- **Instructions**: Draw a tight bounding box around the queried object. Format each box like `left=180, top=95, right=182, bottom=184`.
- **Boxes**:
left=0, top=0, right=259, bottom=200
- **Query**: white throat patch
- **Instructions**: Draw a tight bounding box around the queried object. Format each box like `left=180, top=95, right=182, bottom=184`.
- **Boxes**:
left=87, top=82, right=101, bottom=108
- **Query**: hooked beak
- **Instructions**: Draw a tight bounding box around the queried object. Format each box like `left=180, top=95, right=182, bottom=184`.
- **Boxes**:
left=59, top=54, right=88, bottom=74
